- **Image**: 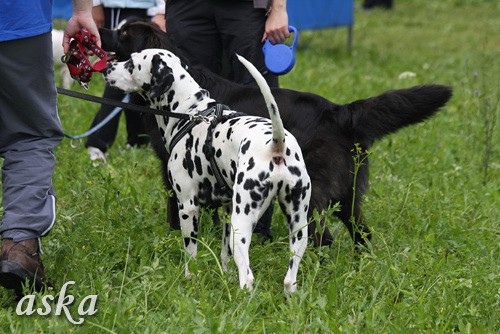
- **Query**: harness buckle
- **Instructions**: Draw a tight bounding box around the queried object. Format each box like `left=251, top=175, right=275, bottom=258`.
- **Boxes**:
left=79, top=82, right=89, bottom=90
left=61, top=53, right=72, bottom=64
left=190, top=114, right=213, bottom=123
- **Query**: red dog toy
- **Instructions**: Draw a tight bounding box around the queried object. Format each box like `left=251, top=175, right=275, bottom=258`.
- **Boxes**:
left=62, top=28, right=107, bottom=89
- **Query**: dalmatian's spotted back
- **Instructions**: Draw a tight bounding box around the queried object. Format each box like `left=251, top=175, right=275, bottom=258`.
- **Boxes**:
left=104, top=49, right=311, bottom=293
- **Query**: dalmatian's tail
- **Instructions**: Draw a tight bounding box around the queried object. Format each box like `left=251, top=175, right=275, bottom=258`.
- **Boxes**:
left=236, top=54, right=286, bottom=156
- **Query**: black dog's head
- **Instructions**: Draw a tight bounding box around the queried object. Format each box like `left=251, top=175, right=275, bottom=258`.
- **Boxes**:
left=99, top=20, right=170, bottom=62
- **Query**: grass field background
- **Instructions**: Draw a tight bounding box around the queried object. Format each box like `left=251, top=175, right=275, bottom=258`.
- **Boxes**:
left=1, top=0, right=498, bottom=332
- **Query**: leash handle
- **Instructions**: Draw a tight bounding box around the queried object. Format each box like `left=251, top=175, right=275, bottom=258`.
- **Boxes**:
left=62, top=28, right=107, bottom=89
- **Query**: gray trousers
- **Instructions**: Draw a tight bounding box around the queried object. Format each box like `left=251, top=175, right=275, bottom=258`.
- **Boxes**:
left=0, top=33, right=63, bottom=242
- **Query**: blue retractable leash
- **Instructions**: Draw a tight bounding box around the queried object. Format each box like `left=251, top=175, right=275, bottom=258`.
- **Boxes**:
left=262, top=26, right=298, bottom=75
left=63, top=94, right=130, bottom=139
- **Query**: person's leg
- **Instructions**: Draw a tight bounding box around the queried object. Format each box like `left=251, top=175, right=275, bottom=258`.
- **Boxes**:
left=85, top=8, right=151, bottom=156
left=215, top=0, right=279, bottom=87
left=84, top=85, right=125, bottom=153
left=124, top=94, right=150, bottom=147
left=166, top=0, right=223, bottom=74
left=0, top=33, right=63, bottom=294
left=114, top=8, right=152, bottom=148
left=214, top=1, right=277, bottom=238
left=166, top=0, right=226, bottom=231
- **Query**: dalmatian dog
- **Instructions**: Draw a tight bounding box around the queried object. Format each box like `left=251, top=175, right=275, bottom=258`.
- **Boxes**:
left=104, top=49, right=311, bottom=292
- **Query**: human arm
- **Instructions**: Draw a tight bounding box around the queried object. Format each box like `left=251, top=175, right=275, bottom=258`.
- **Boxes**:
left=63, top=0, right=100, bottom=53
left=151, top=14, right=166, bottom=32
left=91, top=2, right=105, bottom=29
left=149, top=0, right=166, bottom=32
left=261, top=0, right=289, bottom=44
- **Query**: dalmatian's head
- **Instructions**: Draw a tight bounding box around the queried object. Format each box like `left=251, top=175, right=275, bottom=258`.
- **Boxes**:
left=103, top=49, right=188, bottom=100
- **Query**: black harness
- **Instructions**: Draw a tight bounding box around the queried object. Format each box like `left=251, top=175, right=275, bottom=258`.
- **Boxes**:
left=169, top=103, right=245, bottom=197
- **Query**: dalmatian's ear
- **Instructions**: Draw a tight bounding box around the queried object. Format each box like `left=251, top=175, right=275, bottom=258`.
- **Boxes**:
left=150, top=54, right=174, bottom=99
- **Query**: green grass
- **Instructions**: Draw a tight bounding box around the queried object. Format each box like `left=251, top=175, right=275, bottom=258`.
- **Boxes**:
left=1, top=0, right=499, bottom=332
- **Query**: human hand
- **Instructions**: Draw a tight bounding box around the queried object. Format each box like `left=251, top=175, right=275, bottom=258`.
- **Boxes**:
left=92, top=5, right=105, bottom=28
left=261, top=2, right=290, bottom=44
left=63, top=3, right=100, bottom=53
left=152, top=14, right=166, bottom=32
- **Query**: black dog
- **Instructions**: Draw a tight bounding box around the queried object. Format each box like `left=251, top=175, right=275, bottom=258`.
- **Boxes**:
left=99, top=21, right=452, bottom=247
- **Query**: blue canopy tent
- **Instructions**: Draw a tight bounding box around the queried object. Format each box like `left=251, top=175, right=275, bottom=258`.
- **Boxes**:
left=287, top=0, right=354, bottom=49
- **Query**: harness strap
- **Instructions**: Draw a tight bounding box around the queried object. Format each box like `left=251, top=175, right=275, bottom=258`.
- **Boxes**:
left=168, top=104, right=217, bottom=154
left=168, top=103, right=245, bottom=197
left=204, top=105, right=246, bottom=197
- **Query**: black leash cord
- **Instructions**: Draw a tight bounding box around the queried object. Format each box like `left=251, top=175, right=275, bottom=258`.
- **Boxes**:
left=56, top=87, right=192, bottom=120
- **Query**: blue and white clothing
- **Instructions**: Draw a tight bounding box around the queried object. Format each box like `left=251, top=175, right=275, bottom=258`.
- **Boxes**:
left=93, top=0, right=165, bottom=16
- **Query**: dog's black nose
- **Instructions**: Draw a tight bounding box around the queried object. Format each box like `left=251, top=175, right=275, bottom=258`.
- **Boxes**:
left=105, top=62, right=115, bottom=72
left=103, top=64, right=115, bottom=77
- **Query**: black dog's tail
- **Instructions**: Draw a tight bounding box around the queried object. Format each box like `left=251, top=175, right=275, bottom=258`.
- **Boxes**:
left=338, top=85, right=453, bottom=142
